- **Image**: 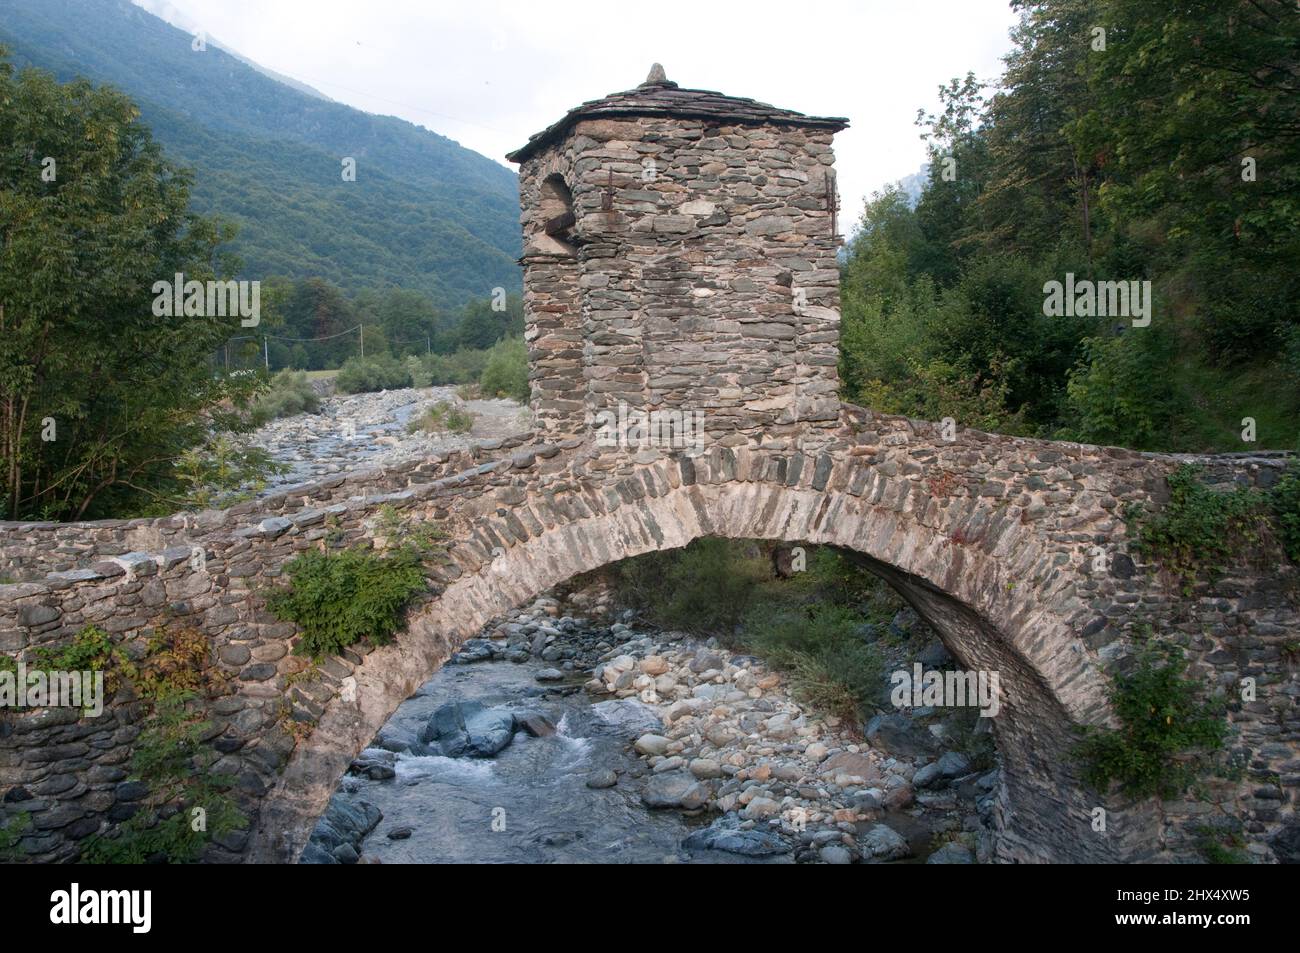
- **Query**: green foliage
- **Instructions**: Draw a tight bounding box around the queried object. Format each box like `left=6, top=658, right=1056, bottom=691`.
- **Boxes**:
left=837, top=0, right=1300, bottom=453
left=740, top=601, right=883, bottom=723
left=29, top=623, right=119, bottom=672
left=335, top=355, right=412, bottom=394
left=61, top=623, right=241, bottom=863
left=266, top=544, right=429, bottom=660
left=418, top=348, right=492, bottom=387
left=0, top=812, right=30, bottom=862
left=248, top=370, right=320, bottom=426
left=1125, top=466, right=1273, bottom=592
left=610, top=538, right=770, bottom=634
left=79, top=697, right=243, bottom=864
left=407, top=401, right=474, bottom=435
left=1194, top=826, right=1250, bottom=865
left=1272, top=464, right=1300, bottom=565
left=158, top=435, right=286, bottom=514
left=478, top=336, right=529, bottom=402
left=0, top=52, right=266, bottom=520
left=28, top=624, right=130, bottom=702
left=1075, top=641, right=1228, bottom=799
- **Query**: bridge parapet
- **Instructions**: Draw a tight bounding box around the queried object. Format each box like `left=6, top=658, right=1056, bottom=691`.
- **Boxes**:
left=1, top=404, right=1295, bottom=864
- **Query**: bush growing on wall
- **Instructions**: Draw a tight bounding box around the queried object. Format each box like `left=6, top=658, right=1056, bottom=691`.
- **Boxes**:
left=1074, top=640, right=1227, bottom=799
left=266, top=546, right=428, bottom=660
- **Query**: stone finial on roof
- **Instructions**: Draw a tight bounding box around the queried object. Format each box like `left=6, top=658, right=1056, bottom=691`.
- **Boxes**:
left=642, top=63, right=669, bottom=86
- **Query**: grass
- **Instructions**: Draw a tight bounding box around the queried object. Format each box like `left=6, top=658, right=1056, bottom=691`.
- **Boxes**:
left=407, top=400, right=475, bottom=435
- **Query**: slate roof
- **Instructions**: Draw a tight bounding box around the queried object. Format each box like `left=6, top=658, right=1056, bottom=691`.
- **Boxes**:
left=506, top=69, right=849, bottom=163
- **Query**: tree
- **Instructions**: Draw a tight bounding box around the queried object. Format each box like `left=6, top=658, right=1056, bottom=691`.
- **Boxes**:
left=0, top=54, right=259, bottom=519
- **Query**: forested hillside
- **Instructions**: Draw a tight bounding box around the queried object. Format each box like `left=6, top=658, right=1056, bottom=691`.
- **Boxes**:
left=839, top=0, right=1300, bottom=453
left=0, top=0, right=521, bottom=306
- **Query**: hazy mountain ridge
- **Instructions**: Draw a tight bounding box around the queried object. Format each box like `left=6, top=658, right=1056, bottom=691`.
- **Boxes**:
left=0, top=0, right=522, bottom=305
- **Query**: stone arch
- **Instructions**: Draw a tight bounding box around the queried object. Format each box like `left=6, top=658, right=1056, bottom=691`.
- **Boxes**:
left=250, top=466, right=1131, bottom=864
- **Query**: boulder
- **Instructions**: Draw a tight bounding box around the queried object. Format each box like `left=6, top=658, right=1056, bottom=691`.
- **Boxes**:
left=422, top=701, right=517, bottom=758
left=634, top=733, right=672, bottom=756
left=303, top=796, right=383, bottom=863
left=590, top=698, right=663, bottom=736
left=865, top=712, right=941, bottom=759
left=861, top=823, right=911, bottom=861
left=927, top=842, right=975, bottom=864
left=682, top=813, right=790, bottom=857
left=819, top=751, right=881, bottom=784
left=937, top=750, right=972, bottom=778
left=642, top=770, right=711, bottom=810
left=348, top=748, right=397, bottom=781
left=514, top=711, right=556, bottom=737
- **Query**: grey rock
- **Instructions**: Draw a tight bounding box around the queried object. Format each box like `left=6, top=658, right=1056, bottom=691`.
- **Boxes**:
left=683, top=813, right=790, bottom=856
left=422, top=701, right=517, bottom=758
left=927, top=842, right=975, bottom=864
left=819, top=844, right=853, bottom=864
left=861, top=823, right=911, bottom=861
left=585, top=769, right=618, bottom=789
left=642, top=770, right=710, bottom=810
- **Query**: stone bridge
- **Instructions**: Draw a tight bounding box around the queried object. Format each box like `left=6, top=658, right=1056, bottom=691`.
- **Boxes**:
left=0, top=68, right=1296, bottom=865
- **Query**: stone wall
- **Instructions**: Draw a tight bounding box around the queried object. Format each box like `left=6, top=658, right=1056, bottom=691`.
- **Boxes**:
left=2, top=409, right=1295, bottom=864
left=0, top=433, right=537, bottom=583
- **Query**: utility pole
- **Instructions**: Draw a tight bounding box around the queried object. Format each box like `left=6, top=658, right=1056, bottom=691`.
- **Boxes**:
left=359, top=324, right=365, bottom=359
left=264, top=336, right=270, bottom=371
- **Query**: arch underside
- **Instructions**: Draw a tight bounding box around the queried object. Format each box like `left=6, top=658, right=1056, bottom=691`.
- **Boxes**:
left=250, top=478, right=1141, bottom=864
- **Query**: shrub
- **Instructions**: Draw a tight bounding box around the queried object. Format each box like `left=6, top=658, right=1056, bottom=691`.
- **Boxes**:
left=162, top=435, right=286, bottom=513
left=479, top=336, right=529, bottom=402
left=407, top=401, right=474, bottom=435
left=612, top=538, right=769, bottom=634
left=1125, top=465, right=1272, bottom=593
left=266, top=545, right=428, bottom=659
left=420, top=348, right=490, bottom=387
left=1272, top=463, right=1300, bottom=564
left=0, top=813, right=31, bottom=862
left=405, top=354, right=430, bottom=388
left=335, top=355, right=412, bottom=394
left=248, top=370, right=320, bottom=425
left=80, top=697, right=243, bottom=864
left=28, top=623, right=130, bottom=699
left=739, top=601, right=883, bottom=723
left=1074, top=641, right=1227, bottom=799
left=75, top=625, right=242, bottom=863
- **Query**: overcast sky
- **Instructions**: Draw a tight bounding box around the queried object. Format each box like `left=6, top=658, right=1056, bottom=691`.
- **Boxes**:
left=134, top=0, right=1020, bottom=231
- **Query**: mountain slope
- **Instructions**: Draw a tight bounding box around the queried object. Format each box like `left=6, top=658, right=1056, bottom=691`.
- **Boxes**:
left=0, top=0, right=522, bottom=305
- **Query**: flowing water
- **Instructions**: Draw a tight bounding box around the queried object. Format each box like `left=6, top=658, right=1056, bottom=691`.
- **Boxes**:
left=325, top=653, right=789, bottom=864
